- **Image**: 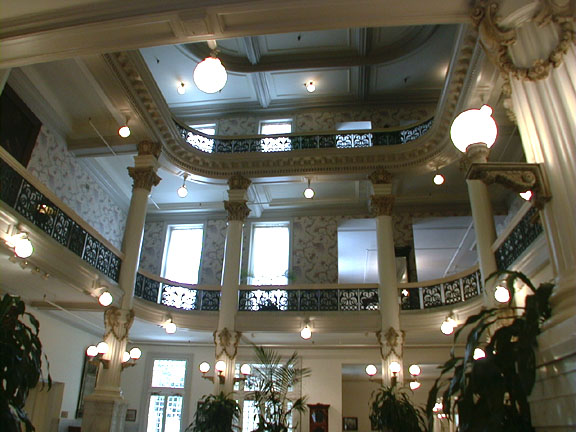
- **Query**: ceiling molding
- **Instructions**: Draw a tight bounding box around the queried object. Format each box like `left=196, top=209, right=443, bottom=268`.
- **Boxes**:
left=250, top=72, right=272, bottom=108
left=241, top=36, right=262, bottom=65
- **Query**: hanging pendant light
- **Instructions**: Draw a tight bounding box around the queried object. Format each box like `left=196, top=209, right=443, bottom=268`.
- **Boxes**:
left=177, top=174, right=188, bottom=198
left=303, top=178, right=315, bottom=199
left=194, top=42, right=227, bottom=94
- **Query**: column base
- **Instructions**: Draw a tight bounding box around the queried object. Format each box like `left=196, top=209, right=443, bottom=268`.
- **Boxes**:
left=82, top=394, right=127, bottom=432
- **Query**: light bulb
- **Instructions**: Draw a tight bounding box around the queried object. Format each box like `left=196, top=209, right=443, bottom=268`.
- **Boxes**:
left=96, top=341, right=109, bottom=354
left=199, top=362, right=211, bottom=373
left=13, top=237, right=33, bottom=258
left=365, top=364, right=377, bottom=377
left=433, top=402, right=443, bottom=413
left=165, top=320, right=177, bottom=334
left=300, top=324, right=312, bottom=340
left=450, top=105, right=498, bottom=152
left=240, top=364, right=251, bottom=376
left=86, top=345, right=98, bottom=357
left=118, top=125, right=131, bottom=138
left=473, top=348, right=486, bottom=360
left=433, top=174, right=445, bottom=185
left=305, top=81, right=316, bottom=93
left=177, top=185, right=188, bottom=198
left=440, top=320, right=454, bottom=335
left=215, top=360, right=226, bottom=374
left=389, top=361, right=401, bottom=375
left=194, top=57, right=227, bottom=94
left=520, top=190, right=533, bottom=201
left=303, top=187, right=315, bottom=199
left=494, top=285, right=511, bottom=303
left=409, top=380, right=421, bottom=390
left=401, top=289, right=409, bottom=297
left=177, top=82, right=186, bottom=95
left=408, top=364, right=421, bottom=376
left=122, top=351, right=131, bottom=363
left=129, top=347, right=142, bottom=359
left=98, top=291, right=113, bottom=306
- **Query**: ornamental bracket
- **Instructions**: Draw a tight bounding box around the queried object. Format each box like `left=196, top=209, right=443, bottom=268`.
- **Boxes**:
left=466, top=162, right=551, bottom=209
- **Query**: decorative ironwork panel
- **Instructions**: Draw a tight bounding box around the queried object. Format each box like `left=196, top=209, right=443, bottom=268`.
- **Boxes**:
left=0, top=160, right=23, bottom=207
left=200, top=290, right=220, bottom=311
left=135, top=273, right=145, bottom=298
left=286, top=290, right=300, bottom=311
left=14, top=182, right=57, bottom=234
left=317, top=135, right=336, bottom=148
left=260, top=137, right=292, bottom=152
left=463, top=271, right=481, bottom=300
left=443, top=280, right=462, bottom=305
left=161, top=285, right=199, bottom=310
left=82, top=235, right=101, bottom=268
left=107, top=255, right=121, bottom=282
left=339, top=289, right=360, bottom=311
left=400, top=119, right=433, bottom=143
left=140, top=275, right=160, bottom=303
left=359, top=288, right=379, bottom=310
left=422, top=284, right=443, bottom=308
left=237, top=289, right=288, bottom=311
left=299, top=290, right=320, bottom=311
left=51, top=210, right=73, bottom=247
left=95, top=245, right=112, bottom=275
left=400, top=287, right=421, bottom=310
left=68, top=224, right=87, bottom=258
left=496, top=207, right=543, bottom=270
left=318, top=289, right=339, bottom=311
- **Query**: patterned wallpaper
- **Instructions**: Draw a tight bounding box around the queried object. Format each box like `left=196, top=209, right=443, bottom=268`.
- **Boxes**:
left=139, top=221, right=166, bottom=274
left=199, top=219, right=227, bottom=285
left=212, top=104, right=435, bottom=136
left=27, top=128, right=127, bottom=250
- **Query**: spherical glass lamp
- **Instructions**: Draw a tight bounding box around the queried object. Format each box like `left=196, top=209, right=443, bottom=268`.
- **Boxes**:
left=215, top=360, right=226, bottom=374
left=96, top=341, right=109, bottom=354
left=240, top=364, right=251, bottom=376
left=494, top=285, right=511, bottom=303
left=450, top=105, right=498, bottom=153
left=86, top=345, right=99, bottom=357
left=365, top=364, right=377, bottom=377
left=300, top=324, right=312, bottom=340
left=129, top=347, right=142, bottom=359
left=433, top=174, right=445, bottom=185
left=408, top=364, right=421, bottom=377
left=199, top=362, right=211, bottom=374
left=98, top=291, right=113, bottom=306
left=389, top=361, right=401, bottom=375
left=118, top=125, right=131, bottom=138
left=194, top=57, right=227, bottom=94
left=122, top=351, right=131, bottom=363
left=440, top=320, right=454, bottom=335
left=409, top=380, right=421, bottom=390
left=165, top=320, right=177, bottom=334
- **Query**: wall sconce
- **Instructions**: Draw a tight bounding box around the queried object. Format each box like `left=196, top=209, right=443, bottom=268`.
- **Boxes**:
left=494, top=284, right=511, bottom=303
left=177, top=174, right=188, bottom=198
left=198, top=361, right=251, bottom=384
left=440, top=314, right=457, bottom=335
left=389, top=361, right=401, bottom=386
left=86, top=341, right=110, bottom=368
left=365, top=364, right=378, bottom=380
left=5, top=232, right=34, bottom=258
left=408, top=364, right=421, bottom=390
left=304, top=81, right=316, bottom=93
left=121, top=347, right=142, bottom=369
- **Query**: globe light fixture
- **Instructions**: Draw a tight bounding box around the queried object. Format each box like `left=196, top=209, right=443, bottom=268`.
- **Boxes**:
left=129, top=347, right=142, bottom=359
left=520, top=190, right=533, bottom=201
left=389, top=361, right=401, bottom=375
left=199, top=362, right=211, bottom=374
left=194, top=56, right=227, bottom=94
left=86, top=345, right=99, bottom=357
left=303, top=178, right=315, bottom=199
left=440, top=316, right=457, bottom=335
left=433, top=174, right=445, bottom=185
left=118, top=125, right=131, bottom=138
left=300, top=324, right=312, bottom=340
left=215, top=360, right=227, bottom=374
left=98, top=291, right=113, bottom=307
left=177, top=82, right=187, bottom=95
left=165, top=319, right=177, bottom=334
left=408, top=364, right=421, bottom=377
left=122, top=351, right=131, bottom=363
left=240, top=364, right=251, bottom=376
left=409, top=380, right=421, bottom=390
left=450, top=105, right=498, bottom=153
left=494, top=284, right=511, bottom=303
left=305, top=81, right=316, bottom=93
left=7, top=233, right=34, bottom=258
left=96, top=341, right=109, bottom=354
left=365, top=364, right=377, bottom=377
left=177, top=175, right=188, bottom=198
left=473, top=347, right=486, bottom=360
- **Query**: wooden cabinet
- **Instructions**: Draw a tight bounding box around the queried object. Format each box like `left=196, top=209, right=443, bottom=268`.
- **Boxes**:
left=308, top=404, right=330, bottom=432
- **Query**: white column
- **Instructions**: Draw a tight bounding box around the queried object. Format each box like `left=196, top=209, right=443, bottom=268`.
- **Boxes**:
left=214, top=174, right=251, bottom=394
left=370, top=169, right=404, bottom=386
left=475, top=1, right=576, bottom=429
left=83, top=141, right=161, bottom=432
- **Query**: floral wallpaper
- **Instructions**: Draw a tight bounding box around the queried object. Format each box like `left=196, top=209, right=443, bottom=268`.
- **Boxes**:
left=199, top=219, right=227, bottom=285
left=139, top=221, right=166, bottom=274
left=27, top=128, right=127, bottom=250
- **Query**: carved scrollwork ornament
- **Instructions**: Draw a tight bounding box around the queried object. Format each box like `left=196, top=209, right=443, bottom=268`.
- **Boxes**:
left=376, top=327, right=406, bottom=361
left=473, top=0, right=575, bottom=82
left=137, top=141, right=162, bottom=158
left=127, top=166, right=161, bottom=190
left=104, top=307, right=135, bottom=341
left=213, top=328, right=242, bottom=360
left=368, top=168, right=393, bottom=185
left=224, top=200, right=251, bottom=221
left=370, top=195, right=395, bottom=216
left=227, top=174, right=252, bottom=191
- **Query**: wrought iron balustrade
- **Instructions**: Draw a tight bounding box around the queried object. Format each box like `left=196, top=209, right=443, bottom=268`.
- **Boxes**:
left=0, top=158, right=121, bottom=282
left=176, top=118, right=433, bottom=154
left=495, top=206, right=543, bottom=270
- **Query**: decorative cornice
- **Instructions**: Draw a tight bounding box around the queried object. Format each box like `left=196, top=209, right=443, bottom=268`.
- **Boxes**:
left=227, top=174, right=252, bottom=191
left=213, top=328, right=241, bottom=360
left=127, top=166, right=161, bottom=191
left=104, top=307, right=134, bottom=342
left=376, top=327, right=405, bottom=361
left=137, top=140, right=162, bottom=158
left=224, top=200, right=251, bottom=221
left=370, top=195, right=395, bottom=216
left=368, top=168, right=393, bottom=185
left=473, top=0, right=575, bottom=82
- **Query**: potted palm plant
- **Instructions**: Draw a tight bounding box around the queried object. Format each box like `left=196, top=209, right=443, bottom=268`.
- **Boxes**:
left=0, top=294, right=50, bottom=432
left=249, top=346, right=310, bottom=432
left=186, top=392, right=241, bottom=432
left=369, top=383, right=426, bottom=432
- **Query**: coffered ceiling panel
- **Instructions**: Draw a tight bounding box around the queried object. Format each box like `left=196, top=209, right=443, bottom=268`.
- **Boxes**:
left=267, top=67, right=356, bottom=99
left=258, top=29, right=356, bottom=54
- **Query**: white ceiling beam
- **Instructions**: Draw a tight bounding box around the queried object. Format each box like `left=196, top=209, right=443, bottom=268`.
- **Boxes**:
left=241, top=36, right=262, bottom=65
left=250, top=72, right=272, bottom=108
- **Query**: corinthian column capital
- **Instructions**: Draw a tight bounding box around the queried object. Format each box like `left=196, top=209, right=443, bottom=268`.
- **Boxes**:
left=137, top=140, right=162, bottom=158
left=368, top=168, right=393, bottom=185
left=227, top=174, right=252, bottom=191
left=224, top=200, right=251, bottom=222
left=127, top=166, right=161, bottom=191
left=370, top=195, right=395, bottom=217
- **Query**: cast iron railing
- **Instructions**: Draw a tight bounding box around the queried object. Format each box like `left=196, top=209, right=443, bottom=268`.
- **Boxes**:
left=495, top=206, right=543, bottom=270
left=176, top=118, right=433, bottom=154
left=0, top=157, right=121, bottom=282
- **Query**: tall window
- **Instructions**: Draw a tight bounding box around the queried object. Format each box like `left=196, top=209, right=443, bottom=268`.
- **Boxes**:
left=146, top=359, right=188, bottom=432
left=162, top=225, right=204, bottom=284
left=249, top=222, right=290, bottom=285
left=259, top=120, right=292, bottom=152
left=187, top=123, right=216, bottom=153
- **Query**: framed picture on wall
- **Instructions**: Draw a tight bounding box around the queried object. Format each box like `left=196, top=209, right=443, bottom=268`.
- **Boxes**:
left=343, top=417, right=358, bottom=431
left=75, top=352, right=98, bottom=418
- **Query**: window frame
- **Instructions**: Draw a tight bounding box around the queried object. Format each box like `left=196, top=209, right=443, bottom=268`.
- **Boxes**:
left=161, top=224, right=205, bottom=285
left=189, top=123, right=217, bottom=136
left=248, top=221, right=292, bottom=286
left=140, top=354, right=192, bottom=432
left=258, top=119, right=293, bottom=135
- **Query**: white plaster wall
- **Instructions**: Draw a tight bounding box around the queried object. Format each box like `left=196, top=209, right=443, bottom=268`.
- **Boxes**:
left=302, top=358, right=343, bottom=432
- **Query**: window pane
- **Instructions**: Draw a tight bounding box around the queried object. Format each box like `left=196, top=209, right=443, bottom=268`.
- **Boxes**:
left=187, top=124, right=215, bottom=153
left=151, top=360, right=187, bottom=388
left=250, top=225, right=289, bottom=285
left=163, top=227, right=203, bottom=284
left=164, top=395, right=183, bottom=432
left=147, top=395, right=165, bottom=432
left=260, top=122, right=292, bottom=135
left=242, top=400, right=259, bottom=432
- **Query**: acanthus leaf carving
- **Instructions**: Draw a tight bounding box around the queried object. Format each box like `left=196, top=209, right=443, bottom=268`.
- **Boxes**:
left=213, top=328, right=241, bottom=360
left=104, top=307, right=135, bottom=342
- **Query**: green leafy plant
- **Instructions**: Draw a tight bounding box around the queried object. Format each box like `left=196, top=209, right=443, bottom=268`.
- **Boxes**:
left=249, top=346, right=310, bottom=432
left=426, top=271, right=553, bottom=432
left=186, top=392, right=241, bottom=432
left=369, top=383, right=426, bottom=432
left=0, top=294, right=51, bottom=432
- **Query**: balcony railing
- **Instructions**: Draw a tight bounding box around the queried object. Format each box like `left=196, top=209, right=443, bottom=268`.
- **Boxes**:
left=0, top=151, right=122, bottom=282
left=175, top=118, right=433, bottom=154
